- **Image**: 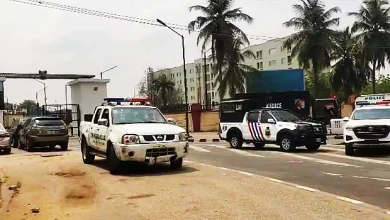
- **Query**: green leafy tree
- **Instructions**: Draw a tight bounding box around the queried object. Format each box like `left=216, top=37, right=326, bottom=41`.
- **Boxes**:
left=151, top=74, right=175, bottom=107
left=17, top=100, right=37, bottom=116
left=283, top=0, right=340, bottom=98
left=330, top=27, right=370, bottom=99
left=188, top=0, right=253, bottom=77
left=305, top=71, right=335, bottom=99
left=349, top=0, right=390, bottom=93
left=361, top=75, right=390, bottom=94
left=214, top=37, right=258, bottom=99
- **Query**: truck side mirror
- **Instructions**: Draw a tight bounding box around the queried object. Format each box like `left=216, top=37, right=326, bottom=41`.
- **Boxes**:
left=98, top=118, right=108, bottom=126
left=267, top=118, right=276, bottom=124
left=167, top=118, right=176, bottom=125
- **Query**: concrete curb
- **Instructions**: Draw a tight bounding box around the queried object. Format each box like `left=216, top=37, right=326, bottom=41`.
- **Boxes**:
left=188, top=138, right=220, bottom=143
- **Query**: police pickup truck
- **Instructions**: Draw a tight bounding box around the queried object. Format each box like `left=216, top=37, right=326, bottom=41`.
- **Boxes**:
left=79, top=98, right=188, bottom=174
left=219, top=108, right=327, bottom=151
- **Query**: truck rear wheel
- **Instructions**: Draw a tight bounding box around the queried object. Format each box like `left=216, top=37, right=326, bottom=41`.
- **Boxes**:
left=279, top=135, right=296, bottom=152
left=81, top=139, right=95, bottom=164
left=229, top=133, right=243, bottom=149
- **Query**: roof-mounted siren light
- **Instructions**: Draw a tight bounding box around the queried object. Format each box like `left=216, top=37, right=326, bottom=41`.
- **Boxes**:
left=125, top=97, right=150, bottom=106
left=355, top=101, right=372, bottom=108
left=103, top=98, right=126, bottom=105
left=376, top=100, right=390, bottom=105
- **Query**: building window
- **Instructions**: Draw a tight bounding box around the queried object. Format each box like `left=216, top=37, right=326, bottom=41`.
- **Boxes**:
left=269, top=48, right=276, bottom=55
left=206, top=74, right=210, bottom=81
left=280, top=46, right=283, bottom=51
left=180, top=80, right=182, bottom=84
left=256, top=50, right=263, bottom=59
left=211, top=82, right=214, bottom=88
left=212, top=92, right=215, bottom=99
left=191, top=96, right=195, bottom=100
left=287, top=56, right=292, bottom=65
left=281, top=58, right=286, bottom=64
left=190, top=87, right=195, bottom=91
left=190, top=69, right=193, bottom=74
left=269, top=60, right=276, bottom=66
left=257, top=62, right=263, bottom=70
left=206, top=83, right=211, bottom=90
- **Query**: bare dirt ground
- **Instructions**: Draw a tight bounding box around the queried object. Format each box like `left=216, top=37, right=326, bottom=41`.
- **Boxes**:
left=0, top=153, right=389, bottom=220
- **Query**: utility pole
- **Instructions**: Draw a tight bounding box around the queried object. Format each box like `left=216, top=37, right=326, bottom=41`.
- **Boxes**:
left=100, top=66, right=118, bottom=79
left=204, top=52, right=208, bottom=110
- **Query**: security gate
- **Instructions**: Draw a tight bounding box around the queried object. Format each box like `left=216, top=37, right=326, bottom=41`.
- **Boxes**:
left=41, top=104, right=81, bottom=136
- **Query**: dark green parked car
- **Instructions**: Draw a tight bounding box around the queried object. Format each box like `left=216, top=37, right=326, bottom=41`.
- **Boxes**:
left=18, top=116, right=69, bottom=152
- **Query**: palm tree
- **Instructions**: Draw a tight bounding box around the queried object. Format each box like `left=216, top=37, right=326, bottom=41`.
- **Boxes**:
left=330, top=27, right=371, bottom=99
left=348, top=0, right=390, bottom=93
left=282, top=0, right=340, bottom=98
left=214, top=37, right=257, bottom=99
left=151, top=74, right=175, bottom=106
left=188, top=0, right=253, bottom=76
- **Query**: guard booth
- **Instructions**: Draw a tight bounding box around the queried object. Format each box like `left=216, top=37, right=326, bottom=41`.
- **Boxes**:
left=221, top=91, right=311, bottom=121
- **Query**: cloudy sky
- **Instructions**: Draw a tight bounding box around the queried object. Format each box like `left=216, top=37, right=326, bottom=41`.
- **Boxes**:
left=0, top=0, right=366, bottom=104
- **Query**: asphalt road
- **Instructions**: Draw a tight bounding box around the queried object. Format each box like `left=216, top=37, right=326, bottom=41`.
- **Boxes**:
left=5, top=137, right=390, bottom=212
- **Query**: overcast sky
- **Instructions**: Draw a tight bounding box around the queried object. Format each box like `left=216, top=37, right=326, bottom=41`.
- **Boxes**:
left=0, top=0, right=368, bottom=104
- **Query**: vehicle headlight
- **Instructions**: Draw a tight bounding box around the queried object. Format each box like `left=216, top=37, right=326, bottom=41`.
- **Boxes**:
left=178, top=132, right=188, bottom=142
left=122, top=135, right=140, bottom=144
left=345, top=126, right=353, bottom=131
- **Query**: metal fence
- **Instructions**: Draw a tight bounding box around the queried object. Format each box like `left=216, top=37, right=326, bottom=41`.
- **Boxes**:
left=42, top=104, right=81, bottom=136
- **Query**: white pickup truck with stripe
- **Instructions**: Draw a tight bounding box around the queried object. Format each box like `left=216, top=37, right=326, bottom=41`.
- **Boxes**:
left=218, top=109, right=327, bottom=152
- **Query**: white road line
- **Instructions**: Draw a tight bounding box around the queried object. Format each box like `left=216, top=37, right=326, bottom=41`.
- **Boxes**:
left=336, top=196, right=364, bottom=205
left=371, top=177, right=390, bottom=182
left=323, top=172, right=343, bottom=177
left=385, top=187, right=390, bottom=190
left=238, top=171, right=255, bottom=176
left=321, top=152, right=390, bottom=166
left=352, top=176, right=368, bottom=179
left=218, top=167, right=233, bottom=171
left=210, top=144, right=227, bottom=149
left=295, top=185, right=319, bottom=192
left=277, top=152, right=361, bottom=168
left=228, top=149, right=265, bottom=158
left=189, top=145, right=210, bottom=153
left=265, top=178, right=284, bottom=183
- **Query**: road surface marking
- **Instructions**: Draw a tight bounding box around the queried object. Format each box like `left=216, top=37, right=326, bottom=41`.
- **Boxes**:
left=218, top=167, right=232, bottom=171
left=371, top=177, right=390, bottom=182
left=265, top=178, right=284, bottom=183
left=277, top=152, right=361, bottom=168
left=321, top=152, right=390, bottom=166
left=352, top=176, right=368, bottom=179
left=210, top=144, right=227, bottom=149
left=323, top=172, right=343, bottom=177
left=295, top=185, right=319, bottom=192
left=238, top=171, right=255, bottom=176
left=336, top=196, right=364, bottom=204
left=321, top=147, right=344, bottom=152
left=385, top=187, right=390, bottom=190
left=228, top=149, right=265, bottom=158
left=189, top=145, right=210, bottom=153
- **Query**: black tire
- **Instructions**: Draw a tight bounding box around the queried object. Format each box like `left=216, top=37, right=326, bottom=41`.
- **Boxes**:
left=254, top=143, right=266, bottom=149
left=26, top=137, right=34, bottom=152
left=81, top=139, right=95, bottom=164
left=107, top=144, right=122, bottom=175
left=60, top=142, right=68, bottom=151
left=3, top=148, right=11, bottom=154
left=229, top=133, right=243, bottom=149
left=345, top=143, right=354, bottom=156
left=306, top=144, right=321, bottom=151
left=279, top=135, right=296, bottom=152
left=170, top=158, right=183, bottom=169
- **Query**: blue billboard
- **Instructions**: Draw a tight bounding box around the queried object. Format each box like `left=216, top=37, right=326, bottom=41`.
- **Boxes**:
left=246, top=69, right=305, bottom=93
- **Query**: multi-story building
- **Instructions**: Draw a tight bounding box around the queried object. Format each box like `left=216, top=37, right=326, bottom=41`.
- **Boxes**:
left=152, top=36, right=301, bottom=105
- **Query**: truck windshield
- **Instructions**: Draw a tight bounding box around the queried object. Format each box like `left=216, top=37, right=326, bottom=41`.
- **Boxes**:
left=351, top=108, right=390, bottom=120
left=112, top=107, right=167, bottom=124
left=272, top=110, right=300, bottom=122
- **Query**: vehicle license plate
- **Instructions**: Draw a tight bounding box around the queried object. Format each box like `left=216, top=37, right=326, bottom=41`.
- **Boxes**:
left=316, top=138, right=321, bottom=143
left=47, top=130, right=56, bottom=134
left=156, top=157, right=168, bottom=163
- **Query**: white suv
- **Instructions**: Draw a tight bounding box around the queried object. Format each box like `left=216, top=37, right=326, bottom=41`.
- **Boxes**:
left=343, top=105, right=390, bottom=156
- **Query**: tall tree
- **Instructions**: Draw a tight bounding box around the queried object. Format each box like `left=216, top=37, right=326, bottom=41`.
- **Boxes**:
left=283, top=0, right=340, bottom=98
left=151, top=74, right=175, bottom=107
left=214, top=37, right=257, bottom=99
left=17, top=100, right=37, bottom=116
left=349, top=0, right=390, bottom=93
left=330, top=27, right=370, bottom=99
left=188, top=0, right=253, bottom=76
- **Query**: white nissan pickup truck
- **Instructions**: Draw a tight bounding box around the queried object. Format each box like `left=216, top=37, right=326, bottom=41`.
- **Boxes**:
left=79, top=98, right=188, bottom=174
left=219, top=108, right=327, bottom=152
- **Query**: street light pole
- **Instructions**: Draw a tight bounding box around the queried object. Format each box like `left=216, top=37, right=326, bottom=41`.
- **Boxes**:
left=157, top=19, right=189, bottom=136
left=35, top=79, right=47, bottom=106
left=100, top=66, right=118, bottom=79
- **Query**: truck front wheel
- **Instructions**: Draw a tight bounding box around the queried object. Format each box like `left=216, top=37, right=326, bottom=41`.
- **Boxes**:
left=279, top=135, right=296, bottom=152
left=229, top=133, right=243, bottom=149
left=170, top=158, right=183, bottom=169
left=108, top=144, right=122, bottom=175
